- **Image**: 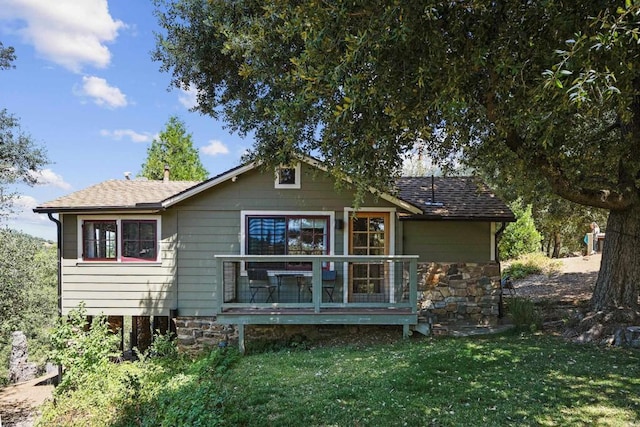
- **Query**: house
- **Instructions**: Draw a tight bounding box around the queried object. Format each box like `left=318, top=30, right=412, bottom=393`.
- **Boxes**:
left=34, top=158, right=514, bottom=351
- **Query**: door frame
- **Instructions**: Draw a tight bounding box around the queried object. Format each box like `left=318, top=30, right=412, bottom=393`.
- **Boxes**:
left=342, top=207, right=396, bottom=303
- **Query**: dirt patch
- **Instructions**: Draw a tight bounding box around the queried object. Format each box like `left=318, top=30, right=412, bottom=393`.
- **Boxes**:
left=510, top=254, right=601, bottom=304
left=0, top=373, right=56, bottom=427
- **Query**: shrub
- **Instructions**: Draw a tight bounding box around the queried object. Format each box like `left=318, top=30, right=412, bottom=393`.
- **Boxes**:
left=499, top=199, right=542, bottom=260
left=507, top=297, right=543, bottom=332
left=503, top=252, right=562, bottom=280
left=49, top=304, right=121, bottom=393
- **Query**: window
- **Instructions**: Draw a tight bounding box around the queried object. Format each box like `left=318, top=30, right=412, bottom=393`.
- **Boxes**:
left=122, top=220, right=157, bottom=260
left=274, top=163, right=301, bottom=189
left=79, top=217, right=160, bottom=262
left=83, top=220, right=117, bottom=260
left=246, top=215, right=329, bottom=270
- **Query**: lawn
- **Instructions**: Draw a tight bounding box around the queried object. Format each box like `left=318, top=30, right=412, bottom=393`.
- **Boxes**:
left=41, top=332, right=640, bottom=426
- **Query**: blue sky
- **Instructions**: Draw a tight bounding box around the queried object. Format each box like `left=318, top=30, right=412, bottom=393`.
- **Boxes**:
left=0, top=0, right=250, bottom=240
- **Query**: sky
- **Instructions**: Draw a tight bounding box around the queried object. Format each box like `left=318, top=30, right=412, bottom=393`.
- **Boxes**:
left=0, top=0, right=250, bottom=240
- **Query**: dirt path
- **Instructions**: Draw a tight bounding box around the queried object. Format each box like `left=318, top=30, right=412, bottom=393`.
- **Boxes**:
left=511, top=253, right=601, bottom=303
left=0, top=373, right=56, bottom=427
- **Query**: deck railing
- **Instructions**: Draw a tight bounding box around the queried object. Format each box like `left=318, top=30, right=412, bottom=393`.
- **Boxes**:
left=214, top=255, right=418, bottom=314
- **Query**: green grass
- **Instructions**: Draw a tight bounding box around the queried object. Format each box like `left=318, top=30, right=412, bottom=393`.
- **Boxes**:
left=39, top=333, right=640, bottom=426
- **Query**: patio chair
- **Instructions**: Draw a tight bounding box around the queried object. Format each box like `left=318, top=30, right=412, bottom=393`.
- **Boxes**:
left=248, top=269, right=276, bottom=303
left=322, top=270, right=337, bottom=302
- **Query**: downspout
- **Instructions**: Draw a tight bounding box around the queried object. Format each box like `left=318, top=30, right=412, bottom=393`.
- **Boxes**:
left=47, top=212, right=63, bottom=384
left=494, top=222, right=507, bottom=318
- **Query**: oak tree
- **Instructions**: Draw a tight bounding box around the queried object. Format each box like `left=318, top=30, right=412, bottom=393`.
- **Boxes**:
left=153, top=1, right=640, bottom=318
left=0, top=42, right=47, bottom=218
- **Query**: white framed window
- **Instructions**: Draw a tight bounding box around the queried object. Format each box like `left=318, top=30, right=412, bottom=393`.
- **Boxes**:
left=274, top=163, right=301, bottom=189
left=240, top=210, right=335, bottom=273
left=77, top=215, right=161, bottom=263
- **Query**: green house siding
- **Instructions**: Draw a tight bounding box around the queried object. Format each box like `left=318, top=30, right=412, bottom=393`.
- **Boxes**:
left=56, top=165, right=499, bottom=318
left=402, top=221, right=492, bottom=263
left=58, top=212, right=178, bottom=316
left=170, top=165, right=393, bottom=315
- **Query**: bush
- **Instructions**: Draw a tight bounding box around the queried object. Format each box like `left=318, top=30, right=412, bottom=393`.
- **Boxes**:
left=500, top=199, right=542, bottom=260
left=503, top=252, right=561, bottom=280
left=507, top=297, right=543, bottom=332
left=49, top=304, right=121, bottom=393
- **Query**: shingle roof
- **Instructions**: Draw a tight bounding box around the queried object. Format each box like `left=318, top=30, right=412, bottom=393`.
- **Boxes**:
left=34, top=165, right=513, bottom=222
left=396, top=176, right=515, bottom=221
left=34, top=179, right=201, bottom=212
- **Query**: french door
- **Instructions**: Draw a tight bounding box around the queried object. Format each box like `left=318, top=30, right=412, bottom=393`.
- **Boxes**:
left=348, top=212, right=390, bottom=302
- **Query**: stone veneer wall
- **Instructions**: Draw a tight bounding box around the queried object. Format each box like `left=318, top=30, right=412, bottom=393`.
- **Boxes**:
left=417, top=262, right=502, bottom=325
left=175, top=317, right=237, bottom=352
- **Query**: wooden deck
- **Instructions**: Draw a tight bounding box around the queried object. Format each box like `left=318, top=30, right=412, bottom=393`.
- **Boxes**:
left=217, top=306, right=418, bottom=353
left=217, top=306, right=416, bottom=325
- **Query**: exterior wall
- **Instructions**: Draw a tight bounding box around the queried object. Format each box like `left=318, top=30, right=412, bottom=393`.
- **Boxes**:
left=417, top=261, right=501, bottom=325
left=171, top=164, right=396, bottom=316
left=402, top=221, right=492, bottom=262
left=57, top=164, right=502, bottom=330
left=58, top=164, right=398, bottom=317
left=59, top=212, right=178, bottom=316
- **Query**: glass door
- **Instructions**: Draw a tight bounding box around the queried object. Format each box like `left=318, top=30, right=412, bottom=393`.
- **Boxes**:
left=348, top=212, right=390, bottom=302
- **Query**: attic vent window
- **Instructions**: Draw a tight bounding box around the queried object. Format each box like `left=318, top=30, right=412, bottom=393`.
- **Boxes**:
left=275, top=163, right=301, bottom=189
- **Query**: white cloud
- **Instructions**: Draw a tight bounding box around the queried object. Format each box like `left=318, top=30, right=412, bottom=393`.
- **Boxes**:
left=178, top=84, right=199, bottom=109
left=8, top=195, right=46, bottom=223
left=0, top=0, right=125, bottom=72
left=100, top=129, right=153, bottom=143
left=201, top=139, right=229, bottom=156
left=4, top=195, right=57, bottom=240
left=76, top=76, right=127, bottom=108
left=28, top=169, right=72, bottom=190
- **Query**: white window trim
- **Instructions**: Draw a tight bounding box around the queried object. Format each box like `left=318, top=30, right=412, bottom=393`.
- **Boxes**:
left=240, top=210, right=335, bottom=275
left=274, top=162, right=301, bottom=189
left=342, top=207, right=397, bottom=303
left=77, top=215, right=162, bottom=264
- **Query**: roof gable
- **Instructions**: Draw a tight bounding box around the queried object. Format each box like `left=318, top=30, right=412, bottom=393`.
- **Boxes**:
left=34, top=160, right=513, bottom=222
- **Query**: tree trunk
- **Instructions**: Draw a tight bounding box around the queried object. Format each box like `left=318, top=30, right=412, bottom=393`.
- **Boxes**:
left=591, top=205, right=640, bottom=311
left=551, top=232, right=561, bottom=258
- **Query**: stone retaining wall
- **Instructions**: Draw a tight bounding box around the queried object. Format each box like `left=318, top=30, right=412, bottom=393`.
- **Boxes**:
left=417, top=262, right=502, bottom=325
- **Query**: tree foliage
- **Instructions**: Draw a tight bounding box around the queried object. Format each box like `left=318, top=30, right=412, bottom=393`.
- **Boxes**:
left=139, top=115, right=208, bottom=181
left=153, top=1, right=640, bottom=312
left=0, top=229, right=57, bottom=385
left=0, top=41, right=16, bottom=70
left=0, top=41, right=48, bottom=218
left=499, top=200, right=542, bottom=260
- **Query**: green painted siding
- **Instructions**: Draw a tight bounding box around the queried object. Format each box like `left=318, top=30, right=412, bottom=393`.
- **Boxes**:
left=402, top=221, right=491, bottom=262
left=170, top=165, right=388, bottom=316
left=58, top=212, right=178, bottom=316
left=57, top=164, right=493, bottom=318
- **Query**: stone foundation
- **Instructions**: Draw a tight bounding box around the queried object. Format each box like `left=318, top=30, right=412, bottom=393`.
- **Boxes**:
left=175, top=317, right=237, bottom=352
left=417, top=261, right=502, bottom=325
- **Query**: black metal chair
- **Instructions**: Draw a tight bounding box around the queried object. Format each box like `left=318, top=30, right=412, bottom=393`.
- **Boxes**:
left=322, top=270, right=337, bottom=302
left=248, top=269, right=276, bottom=303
